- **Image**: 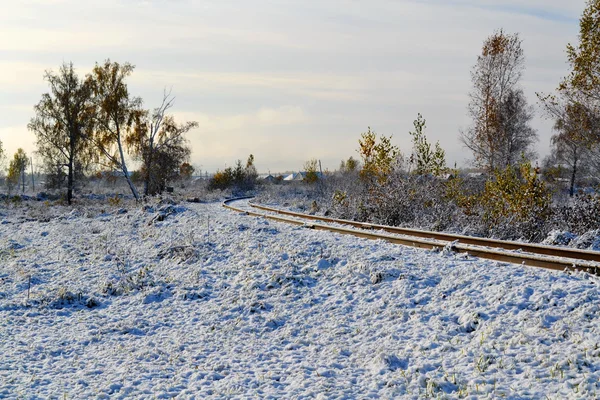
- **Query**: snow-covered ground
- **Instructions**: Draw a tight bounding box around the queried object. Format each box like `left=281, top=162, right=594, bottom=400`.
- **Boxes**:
left=1, top=199, right=599, bottom=399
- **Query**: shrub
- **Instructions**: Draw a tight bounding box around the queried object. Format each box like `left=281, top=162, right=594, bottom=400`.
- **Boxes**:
left=256, top=131, right=600, bottom=244
left=408, top=113, right=447, bottom=176
left=208, top=154, right=258, bottom=192
left=208, top=168, right=234, bottom=191
left=556, top=193, right=600, bottom=234
left=476, top=160, right=552, bottom=240
left=358, top=127, right=401, bottom=185
left=303, top=159, right=320, bottom=184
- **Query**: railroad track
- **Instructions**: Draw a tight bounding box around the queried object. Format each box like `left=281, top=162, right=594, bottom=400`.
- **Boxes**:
left=223, top=197, right=600, bottom=275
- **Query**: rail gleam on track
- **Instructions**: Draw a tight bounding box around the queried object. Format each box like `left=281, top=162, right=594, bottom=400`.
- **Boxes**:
left=223, top=198, right=600, bottom=275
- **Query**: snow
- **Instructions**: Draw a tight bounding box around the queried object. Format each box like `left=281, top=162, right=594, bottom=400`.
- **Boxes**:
left=1, top=199, right=599, bottom=398
left=544, top=229, right=600, bottom=251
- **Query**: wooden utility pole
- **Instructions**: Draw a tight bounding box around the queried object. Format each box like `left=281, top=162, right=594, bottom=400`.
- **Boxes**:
left=21, top=163, right=25, bottom=193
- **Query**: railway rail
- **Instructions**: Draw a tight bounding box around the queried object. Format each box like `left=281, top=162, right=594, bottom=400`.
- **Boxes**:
left=223, top=197, right=600, bottom=275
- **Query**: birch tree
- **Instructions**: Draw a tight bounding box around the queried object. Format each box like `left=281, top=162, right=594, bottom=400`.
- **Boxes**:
left=461, top=30, right=537, bottom=171
left=29, top=62, right=94, bottom=204
left=563, top=0, right=600, bottom=105
left=125, top=91, right=197, bottom=196
left=88, top=60, right=143, bottom=201
left=539, top=1, right=600, bottom=179
left=551, top=103, right=596, bottom=196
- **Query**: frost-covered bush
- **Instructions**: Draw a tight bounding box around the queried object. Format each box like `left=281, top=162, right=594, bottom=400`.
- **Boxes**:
left=256, top=181, right=321, bottom=212
left=255, top=159, right=597, bottom=244
left=351, top=173, right=453, bottom=228
left=208, top=155, right=258, bottom=192
left=101, top=267, right=157, bottom=296
left=474, top=161, right=552, bottom=241
left=552, top=193, right=600, bottom=234
left=29, top=286, right=101, bottom=309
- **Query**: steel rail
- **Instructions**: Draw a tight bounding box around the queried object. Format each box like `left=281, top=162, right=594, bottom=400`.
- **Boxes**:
left=249, top=202, right=600, bottom=263
left=223, top=198, right=600, bottom=275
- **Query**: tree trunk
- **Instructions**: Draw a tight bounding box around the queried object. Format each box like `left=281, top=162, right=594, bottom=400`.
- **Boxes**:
left=67, top=136, right=75, bottom=205
left=117, top=134, right=140, bottom=201
left=143, top=166, right=150, bottom=197
left=67, top=157, right=74, bottom=205
left=144, top=140, right=154, bottom=197
left=570, top=160, right=577, bottom=197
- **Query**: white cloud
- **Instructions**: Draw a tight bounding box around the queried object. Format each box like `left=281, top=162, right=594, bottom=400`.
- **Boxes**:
left=131, top=69, right=376, bottom=103
left=0, top=0, right=590, bottom=172
left=174, top=106, right=306, bottom=132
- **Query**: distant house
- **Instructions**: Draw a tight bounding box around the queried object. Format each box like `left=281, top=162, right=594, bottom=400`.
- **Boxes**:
left=262, top=174, right=277, bottom=184
left=283, top=172, right=305, bottom=181
left=283, top=171, right=323, bottom=182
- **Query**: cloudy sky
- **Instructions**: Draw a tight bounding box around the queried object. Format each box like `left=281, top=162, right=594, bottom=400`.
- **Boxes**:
left=0, top=0, right=587, bottom=173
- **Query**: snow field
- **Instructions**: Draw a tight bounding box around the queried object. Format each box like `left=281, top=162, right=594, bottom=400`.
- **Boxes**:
left=0, top=200, right=599, bottom=399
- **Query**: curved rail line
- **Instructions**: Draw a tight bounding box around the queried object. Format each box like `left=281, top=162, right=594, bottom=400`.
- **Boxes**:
left=223, top=197, right=600, bottom=275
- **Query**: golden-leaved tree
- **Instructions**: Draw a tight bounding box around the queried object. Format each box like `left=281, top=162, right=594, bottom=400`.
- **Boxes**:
left=29, top=62, right=95, bottom=204
left=539, top=0, right=600, bottom=193
left=88, top=60, right=144, bottom=201
left=358, top=127, right=399, bottom=185
left=461, top=30, right=537, bottom=171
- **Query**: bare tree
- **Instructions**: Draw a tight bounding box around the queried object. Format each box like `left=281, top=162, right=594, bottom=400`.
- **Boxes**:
left=126, top=90, right=197, bottom=196
left=29, top=62, right=94, bottom=204
left=461, top=30, right=537, bottom=171
left=87, top=60, right=143, bottom=201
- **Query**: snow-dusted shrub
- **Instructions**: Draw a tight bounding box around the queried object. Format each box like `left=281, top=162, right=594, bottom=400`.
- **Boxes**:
left=554, top=193, right=600, bottom=234
left=326, top=171, right=468, bottom=231
left=33, top=287, right=101, bottom=309
left=358, top=127, right=400, bottom=185
left=259, top=170, right=471, bottom=232
left=101, top=266, right=156, bottom=296
left=255, top=160, right=599, bottom=244
left=572, top=230, right=600, bottom=250
left=208, top=155, right=258, bottom=192
left=543, top=230, right=577, bottom=246
left=479, top=162, right=550, bottom=225
left=256, top=181, right=320, bottom=212
left=447, top=161, right=553, bottom=241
